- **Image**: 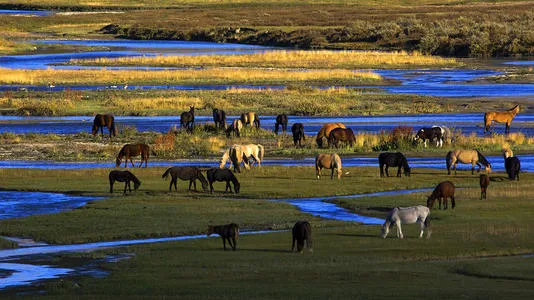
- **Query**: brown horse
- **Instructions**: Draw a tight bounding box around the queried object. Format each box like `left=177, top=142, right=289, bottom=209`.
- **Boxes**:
left=116, top=143, right=150, bottom=168
left=162, top=166, right=208, bottom=192
left=315, top=123, right=346, bottom=148
left=446, top=149, right=492, bottom=175
left=328, top=127, right=356, bottom=148
left=207, top=223, right=239, bottom=251
left=427, top=181, right=455, bottom=209
left=207, top=168, right=240, bottom=194
left=109, top=170, right=141, bottom=194
left=484, top=105, right=519, bottom=134
left=240, top=112, right=260, bottom=128
left=315, top=153, right=342, bottom=180
left=180, top=106, right=195, bottom=132
left=92, top=114, right=117, bottom=138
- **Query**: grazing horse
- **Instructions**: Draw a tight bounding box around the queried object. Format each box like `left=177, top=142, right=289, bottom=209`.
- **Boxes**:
left=207, top=223, right=239, bottom=251
left=226, top=119, right=243, bottom=137
left=484, top=105, right=520, bottom=134
left=180, top=106, right=195, bottom=132
left=378, top=152, right=411, bottom=177
left=315, top=153, right=342, bottom=180
left=116, top=143, right=150, bottom=168
left=292, top=221, right=312, bottom=253
left=240, top=112, right=260, bottom=128
left=207, top=168, right=241, bottom=194
left=328, top=127, right=356, bottom=148
left=291, top=123, right=305, bottom=147
left=427, top=181, right=455, bottom=209
left=414, top=127, right=444, bottom=148
left=316, top=123, right=346, bottom=148
left=109, top=170, right=141, bottom=194
left=480, top=174, right=490, bottom=200
left=212, top=108, right=227, bottom=129
left=92, top=114, right=117, bottom=138
left=505, top=156, right=521, bottom=181
left=161, top=166, right=208, bottom=192
left=274, top=114, right=288, bottom=135
left=381, top=206, right=431, bottom=239
left=220, top=144, right=264, bottom=172
left=446, top=149, right=492, bottom=175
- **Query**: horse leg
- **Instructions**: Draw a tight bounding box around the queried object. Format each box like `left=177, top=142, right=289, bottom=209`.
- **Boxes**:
left=438, top=198, right=442, bottom=210
left=209, top=182, right=214, bottom=194
left=396, top=220, right=403, bottom=239
left=169, top=179, right=173, bottom=192
left=506, top=122, right=510, bottom=134
left=444, top=197, right=448, bottom=210
left=110, top=180, right=114, bottom=193
left=397, top=166, right=401, bottom=177
left=419, top=219, right=425, bottom=238
left=380, top=164, right=384, bottom=177
left=123, top=182, right=128, bottom=194
left=423, top=139, right=427, bottom=148
left=385, top=165, right=389, bottom=177
left=193, top=180, right=197, bottom=191
left=451, top=196, right=455, bottom=209
left=316, top=167, right=321, bottom=180
left=222, top=237, right=227, bottom=251
left=331, top=168, right=334, bottom=180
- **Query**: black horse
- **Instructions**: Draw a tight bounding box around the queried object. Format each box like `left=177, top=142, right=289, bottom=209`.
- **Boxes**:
left=180, top=106, right=195, bottom=132
left=207, top=168, right=240, bottom=194
left=92, top=114, right=117, bottom=138
left=378, top=152, right=411, bottom=177
left=505, top=156, right=520, bottom=181
left=212, top=108, right=227, bottom=129
left=274, top=114, right=288, bottom=135
left=291, top=123, right=305, bottom=147
left=162, top=166, right=209, bottom=192
left=109, top=170, right=141, bottom=194
left=414, top=127, right=444, bottom=148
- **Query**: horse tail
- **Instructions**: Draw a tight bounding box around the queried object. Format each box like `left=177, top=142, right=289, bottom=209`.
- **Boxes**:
left=162, top=167, right=172, bottom=179
left=446, top=151, right=453, bottom=173
left=257, top=144, right=264, bottom=161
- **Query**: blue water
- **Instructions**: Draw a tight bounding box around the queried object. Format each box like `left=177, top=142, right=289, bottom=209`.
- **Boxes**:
left=0, top=10, right=52, bottom=16
left=2, top=113, right=532, bottom=136
left=503, top=61, right=534, bottom=66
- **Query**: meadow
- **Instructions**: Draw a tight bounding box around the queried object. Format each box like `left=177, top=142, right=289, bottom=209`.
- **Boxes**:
left=0, top=166, right=533, bottom=298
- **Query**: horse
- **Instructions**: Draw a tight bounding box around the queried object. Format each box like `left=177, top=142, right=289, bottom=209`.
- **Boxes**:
left=503, top=147, right=513, bottom=159
left=92, top=114, right=117, bottom=138
left=381, top=206, right=431, bottom=239
left=180, top=106, right=195, bottom=132
left=446, top=149, right=492, bottom=175
left=291, top=123, right=305, bottom=147
left=505, top=156, right=520, bottom=181
left=292, top=221, right=312, bottom=253
left=484, top=104, right=520, bottom=134
left=274, top=114, right=288, bottom=135
left=315, top=153, right=342, bottom=180
left=240, top=112, right=260, bottom=128
left=226, top=119, right=243, bottom=137
left=220, top=144, right=264, bottom=172
left=328, top=127, right=356, bottom=148
left=413, top=127, right=443, bottom=148
left=207, top=223, right=239, bottom=251
left=162, top=166, right=208, bottom=192
left=109, top=170, right=141, bottom=194
left=206, top=168, right=241, bottom=194
left=427, top=181, right=455, bottom=209
left=116, top=143, right=150, bottom=168
left=378, top=152, right=411, bottom=177
left=480, top=174, right=490, bottom=200
left=212, top=108, right=227, bottom=129
left=316, top=123, right=346, bottom=148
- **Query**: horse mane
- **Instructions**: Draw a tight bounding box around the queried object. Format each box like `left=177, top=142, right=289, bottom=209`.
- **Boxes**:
left=509, top=105, right=520, bottom=113
left=476, top=150, right=490, bottom=167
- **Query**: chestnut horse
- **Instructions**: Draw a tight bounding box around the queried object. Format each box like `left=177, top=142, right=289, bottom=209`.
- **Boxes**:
left=484, top=105, right=519, bottom=134
left=316, top=123, right=346, bottom=148
left=92, top=114, right=117, bottom=138
left=116, top=143, right=150, bottom=168
left=328, top=127, right=356, bottom=148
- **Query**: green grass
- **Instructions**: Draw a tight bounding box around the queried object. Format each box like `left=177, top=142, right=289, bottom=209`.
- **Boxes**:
left=1, top=166, right=534, bottom=298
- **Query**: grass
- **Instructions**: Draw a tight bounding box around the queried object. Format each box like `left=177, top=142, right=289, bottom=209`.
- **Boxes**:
left=69, top=50, right=461, bottom=69
left=0, top=68, right=383, bottom=86
left=1, top=166, right=534, bottom=298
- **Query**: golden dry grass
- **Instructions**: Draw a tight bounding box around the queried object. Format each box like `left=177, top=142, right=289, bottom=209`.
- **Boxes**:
left=72, top=50, right=459, bottom=69
left=0, top=68, right=382, bottom=85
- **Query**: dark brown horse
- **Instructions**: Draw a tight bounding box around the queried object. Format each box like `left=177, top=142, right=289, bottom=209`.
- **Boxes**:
left=316, top=123, right=346, bottom=148
left=162, top=166, right=208, bottom=192
left=292, top=221, right=312, bottom=253
left=92, top=114, right=117, bottom=138
left=109, top=170, right=141, bottom=194
left=207, top=168, right=240, bottom=194
left=480, top=174, right=490, bottom=200
left=484, top=105, right=520, bottom=134
left=207, top=223, right=239, bottom=251
left=378, top=152, right=411, bottom=177
left=180, top=106, right=195, bottom=132
left=116, top=143, right=150, bottom=168
left=274, top=114, right=288, bottom=135
left=328, top=127, right=356, bottom=148
left=212, top=108, right=227, bottom=129
left=291, top=123, right=305, bottom=147
left=427, top=181, right=455, bottom=210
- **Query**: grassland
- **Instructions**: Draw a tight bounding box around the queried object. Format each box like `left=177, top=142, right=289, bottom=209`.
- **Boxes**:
left=1, top=166, right=534, bottom=298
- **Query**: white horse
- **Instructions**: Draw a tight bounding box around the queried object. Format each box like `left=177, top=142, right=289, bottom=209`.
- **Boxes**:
left=381, top=205, right=431, bottom=239
left=220, top=144, right=264, bottom=169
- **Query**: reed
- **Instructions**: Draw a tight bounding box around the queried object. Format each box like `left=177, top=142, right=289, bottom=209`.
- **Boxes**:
left=71, top=50, right=459, bottom=69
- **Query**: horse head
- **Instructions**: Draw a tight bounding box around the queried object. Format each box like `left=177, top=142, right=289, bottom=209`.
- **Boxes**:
left=233, top=181, right=240, bottom=194
left=404, top=166, right=411, bottom=177
left=133, top=180, right=141, bottom=191
left=115, top=156, right=122, bottom=167
left=91, top=124, right=99, bottom=135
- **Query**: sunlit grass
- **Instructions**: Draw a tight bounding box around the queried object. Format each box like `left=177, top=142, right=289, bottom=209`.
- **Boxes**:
left=71, top=50, right=460, bottom=69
